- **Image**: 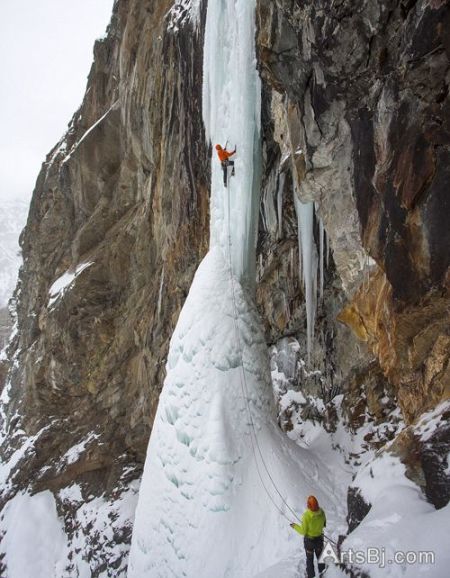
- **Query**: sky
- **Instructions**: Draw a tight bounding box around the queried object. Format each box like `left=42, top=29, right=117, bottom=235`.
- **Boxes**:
left=0, top=0, right=114, bottom=203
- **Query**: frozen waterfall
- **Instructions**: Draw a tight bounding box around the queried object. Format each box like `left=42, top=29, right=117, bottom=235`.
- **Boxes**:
left=202, top=0, right=261, bottom=289
left=127, top=1, right=341, bottom=576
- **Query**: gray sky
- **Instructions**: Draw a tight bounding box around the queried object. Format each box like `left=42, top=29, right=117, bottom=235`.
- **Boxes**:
left=0, top=0, right=114, bottom=202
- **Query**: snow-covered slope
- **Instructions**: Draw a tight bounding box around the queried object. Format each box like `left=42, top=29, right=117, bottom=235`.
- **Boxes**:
left=0, top=200, right=28, bottom=308
left=128, top=247, right=347, bottom=577
left=0, top=481, right=139, bottom=578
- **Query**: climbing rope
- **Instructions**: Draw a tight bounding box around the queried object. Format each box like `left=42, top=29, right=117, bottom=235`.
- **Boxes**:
left=225, top=176, right=302, bottom=525
left=225, top=176, right=341, bottom=551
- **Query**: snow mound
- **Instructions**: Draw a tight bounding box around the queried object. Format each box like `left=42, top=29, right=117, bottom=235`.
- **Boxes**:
left=343, top=450, right=450, bottom=577
left=128, top=249, right=344, bottom=577
left=0, top=490, right=67, bottom=578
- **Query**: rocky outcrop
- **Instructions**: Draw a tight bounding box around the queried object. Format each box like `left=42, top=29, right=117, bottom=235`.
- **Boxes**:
left=347, top=486, right=372, bottom=533
left=256, top=0, right=450, bottom=420
left=256, top=82, right=371, bottom=400
left=1, top=0, right=209, bottom=526
left=389, top=400, right=450, bottom=509
left=256, top=0, right=450, bottom=543
left=339, top=269, right=449, bottom=422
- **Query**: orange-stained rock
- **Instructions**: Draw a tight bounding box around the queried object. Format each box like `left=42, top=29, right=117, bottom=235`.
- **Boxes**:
left=339, top=267, right=450, bottom=422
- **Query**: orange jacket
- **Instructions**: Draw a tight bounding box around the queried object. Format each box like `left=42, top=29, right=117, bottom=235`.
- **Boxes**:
left=216, top=145, right=236, bottom=162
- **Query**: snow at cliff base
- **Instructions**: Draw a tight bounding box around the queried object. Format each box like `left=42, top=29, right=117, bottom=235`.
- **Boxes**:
left=127, top=244, right=347, bottom=577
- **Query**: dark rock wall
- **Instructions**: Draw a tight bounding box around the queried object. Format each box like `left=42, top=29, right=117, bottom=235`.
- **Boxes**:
left=256, top=0, right=450, bottom=524
left=2, top=0, right=209, bottom=499
left=256, top=0, right=449, bottom=420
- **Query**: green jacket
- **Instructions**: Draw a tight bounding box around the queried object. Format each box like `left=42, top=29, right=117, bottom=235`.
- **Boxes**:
left=292, top=508, right=326, bottom=538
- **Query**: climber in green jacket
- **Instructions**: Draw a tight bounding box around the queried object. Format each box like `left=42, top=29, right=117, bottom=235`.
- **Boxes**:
left=290, top=495, right=327, bottom=578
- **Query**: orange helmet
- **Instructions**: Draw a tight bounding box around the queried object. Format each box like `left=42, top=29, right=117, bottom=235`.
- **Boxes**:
left=307, top=495, right=319, bottom=511
left=215, top=144, right=222, bottom=150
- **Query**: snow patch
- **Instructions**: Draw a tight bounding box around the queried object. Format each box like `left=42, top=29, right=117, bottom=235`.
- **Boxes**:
left=352, top=452, right=417, bottom=505
left=58, top=480, right=140, bottom=577
left=167, top=0, right=201, bottom=32
left=0, top=491, right=67, bottom=578
left=48, top=261, right=94, bottom=308
left=58, top=483, right=84, bottom=503
left=45, top=137, right=68, bottom=176
left=415, top=399, right=450, bottom=442
left=62, top=431, right=100, bottom=466
left=343, top=482, right=450, bottom=577
left=0, top=425, right=50, bottom=492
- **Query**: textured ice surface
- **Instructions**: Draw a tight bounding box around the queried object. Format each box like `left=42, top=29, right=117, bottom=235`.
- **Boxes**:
left=128, top=249, right=344, bottom=577
left=202, top=0, right=261, bottom=289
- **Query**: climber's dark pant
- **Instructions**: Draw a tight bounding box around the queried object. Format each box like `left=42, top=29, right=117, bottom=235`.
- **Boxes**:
left=304, top=536, right=325, bottom=578
left=221, top=160, right=234, bottom=186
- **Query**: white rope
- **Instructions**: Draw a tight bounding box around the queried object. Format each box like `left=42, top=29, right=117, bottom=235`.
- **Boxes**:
left=225, top=173, right=301, bottom=525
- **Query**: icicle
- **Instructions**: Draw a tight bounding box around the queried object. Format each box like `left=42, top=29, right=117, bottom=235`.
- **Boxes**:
left=157, top=265, right=165, bottom=320
left=294, top=196, right=318, bottom=365
left=314, top=201, right=324, bottom=302
left=277, top=172, right=285, bottom=240
left=261, top=170, right=278, bottom=235
left=325, top=228, right=329, bottom=270
left=289, top=246, right=295, bottom=282
left=319, top=217, right=324, bottom=301
left=364, top=252, right=370, bottom=292
left=283, top=293, right=290, bottom=324
left=295, top=199, right=303, bottom=287
left=299, top=239, right=303, bottom=290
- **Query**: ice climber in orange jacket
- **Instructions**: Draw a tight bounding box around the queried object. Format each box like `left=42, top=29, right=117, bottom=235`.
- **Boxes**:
left=215, top=144, right=236, bottom=187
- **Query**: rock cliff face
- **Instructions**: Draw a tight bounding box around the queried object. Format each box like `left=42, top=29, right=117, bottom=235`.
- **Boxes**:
left=8, top=0, right=208, bottom=483
left=1, top=0, right=209, bottom=571
left=256, top=0, right=449, bottom=520
left=0, top=0, right=449, bottom=573
left=257, top=0, right=449, bottom=419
